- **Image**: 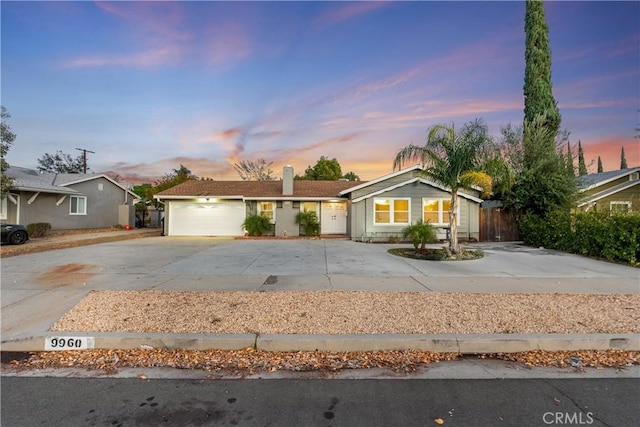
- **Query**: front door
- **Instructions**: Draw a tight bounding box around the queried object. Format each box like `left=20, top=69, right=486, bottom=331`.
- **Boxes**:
left=321, top=202, right=347, bottom=234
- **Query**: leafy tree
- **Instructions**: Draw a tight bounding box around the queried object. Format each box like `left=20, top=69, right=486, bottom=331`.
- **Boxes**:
left=1, top=106, right=16, bottom=197
left=502, top=116, right=576, bottom=216
left=620, top=146, right=628, bottom=169
left=233, top=158, right=275, bottom=181
left=342, top=171, right=360, bottom=181
left=577, top=140, right=588, bottom=175
left=565, top=142, right=574, bottom=177
left=393, top=120, right=498, bottom=255
left=36, top=150, right=85, bottom=173
left=523, top=0, right=561, bottom=162
left=298, top=156, right=343, bottom=180
left=153, top=164, right=195, bottom=193
left=597, top=156, right=603, bottom=173
left=497, top=123, right=525, bottom=175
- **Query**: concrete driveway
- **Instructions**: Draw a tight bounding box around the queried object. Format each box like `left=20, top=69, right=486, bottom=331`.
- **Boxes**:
left=2, top=237, right=638, bottom=293
left=1, top=236, right=638, bottom=343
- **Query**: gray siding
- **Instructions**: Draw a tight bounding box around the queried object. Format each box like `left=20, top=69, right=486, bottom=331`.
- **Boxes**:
left=350, top=170, right=421, bottom=200
left=350, top=181, right=479, bottom=242
left=275, top=201, right=299, bottom=237
left=9, top=177, right=135, bottom=230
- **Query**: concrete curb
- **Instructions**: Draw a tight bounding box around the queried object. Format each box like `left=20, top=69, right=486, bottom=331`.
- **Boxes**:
left=1, top=332, right=638, bottom=353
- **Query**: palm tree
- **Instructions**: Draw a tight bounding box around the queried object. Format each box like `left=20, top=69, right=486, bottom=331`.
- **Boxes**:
left=393, top=120, right=498, bottom=255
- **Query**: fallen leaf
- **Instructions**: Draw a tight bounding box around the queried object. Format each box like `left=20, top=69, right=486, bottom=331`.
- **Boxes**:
left=137, top=374, right=147, bottom=379
left=434, top=418, right=444, bottom=425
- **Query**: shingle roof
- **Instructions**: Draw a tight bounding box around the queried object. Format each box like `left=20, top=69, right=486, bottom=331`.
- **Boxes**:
left=6, top=166, right=79, bottom=195
left=7, top=166, right=138, bottom=198
left=576, top=167, right=640, bottom=190
left=155, top=179, right=363, bottom=199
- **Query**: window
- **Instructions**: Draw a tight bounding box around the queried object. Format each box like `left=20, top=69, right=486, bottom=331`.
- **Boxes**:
left=423, top=198, right=454, bottom=225
left=374, top=198, right=410, bottom=225
left=258, top=201, right=275, bottom=221
left=610, top=201, right=631, bottom=214
left=301, top=202, right=318, bottom=214
left=70, top=196, right=87, bottom=215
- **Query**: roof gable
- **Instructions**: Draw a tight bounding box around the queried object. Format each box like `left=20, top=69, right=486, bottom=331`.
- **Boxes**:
left=6, top=166, right=137, bottom=198
left=351, top=177, right=483, bottom=204
left=577, top=179, right=640, bottom=207
left=339, top=165, right=423, bottom=195
left=577, top=167, right=640, bottom=191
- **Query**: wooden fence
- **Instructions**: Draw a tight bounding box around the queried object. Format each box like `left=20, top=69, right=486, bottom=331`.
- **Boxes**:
left=479, top=207, right=520, bottom=242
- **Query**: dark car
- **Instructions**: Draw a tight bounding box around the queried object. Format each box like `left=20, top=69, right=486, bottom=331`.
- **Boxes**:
left=1, top=224, right=29, bottom=245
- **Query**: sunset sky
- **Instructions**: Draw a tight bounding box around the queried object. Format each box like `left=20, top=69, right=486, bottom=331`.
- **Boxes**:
left=2, top=1, right=638, bottom=183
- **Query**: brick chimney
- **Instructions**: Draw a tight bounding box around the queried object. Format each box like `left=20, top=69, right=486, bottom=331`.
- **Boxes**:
left=282, top=165, right=294, bottom=196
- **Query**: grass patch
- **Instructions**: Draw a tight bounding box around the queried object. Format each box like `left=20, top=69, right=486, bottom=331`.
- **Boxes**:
left=388, top=247, right=484, bottom=261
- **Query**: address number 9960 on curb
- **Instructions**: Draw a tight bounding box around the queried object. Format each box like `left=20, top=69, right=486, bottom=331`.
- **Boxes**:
left=45, top=337, right=95, bottom=351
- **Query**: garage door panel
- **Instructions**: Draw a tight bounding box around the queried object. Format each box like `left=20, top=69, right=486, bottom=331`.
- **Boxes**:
left=169, top=202, right=245, bottom=236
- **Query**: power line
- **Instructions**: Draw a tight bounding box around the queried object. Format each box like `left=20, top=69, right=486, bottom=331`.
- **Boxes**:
left=75, top=148, right=95, bottom=174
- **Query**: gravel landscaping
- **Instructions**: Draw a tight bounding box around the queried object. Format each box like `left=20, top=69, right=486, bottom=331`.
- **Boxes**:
left=52, top=290, right=640, bottom=335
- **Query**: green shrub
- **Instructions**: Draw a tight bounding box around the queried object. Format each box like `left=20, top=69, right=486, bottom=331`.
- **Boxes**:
left=242, top=213, right=272, bottom=236
left=295, top=210, right=320, bottom=236
left=519, top=211, right=640, bottom=265
left=402, top=220, right=437, bottom=251
left=26, top=222, right=52, bottom=238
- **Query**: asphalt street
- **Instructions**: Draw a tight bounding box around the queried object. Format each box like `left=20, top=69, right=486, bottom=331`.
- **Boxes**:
left=2, top=376, right=638, bottom=427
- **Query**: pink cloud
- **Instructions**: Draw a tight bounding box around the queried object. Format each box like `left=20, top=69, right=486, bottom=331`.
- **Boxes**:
left=203, top=22, right=252, bottom=67
left=315, top=1, right=390, bottom=28
left=217, top=127, right=244, bottom=140
left=63, top=1, right=190, bottom=68
left=556, top=70, right=638, bottom=98
left=62, top=45, right=182, bottom=68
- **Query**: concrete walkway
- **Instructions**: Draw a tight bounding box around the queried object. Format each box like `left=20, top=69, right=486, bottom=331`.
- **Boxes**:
left=1, top=234, right=638, bottom=352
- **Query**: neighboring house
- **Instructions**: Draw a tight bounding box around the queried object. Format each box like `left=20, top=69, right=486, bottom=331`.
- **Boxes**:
left=576, top=167, right=640, bottom=213
left=1, top=166, right=139, bottom=229
left=154, top=165, right=483, bottom=241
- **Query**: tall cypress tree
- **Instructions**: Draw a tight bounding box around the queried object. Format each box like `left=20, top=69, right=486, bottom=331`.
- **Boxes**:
left=620, top=147, right=628, bottom=169
left=597, top=156, right=603, bottom=173
left=509, top=0, right=574, bottom=216
left=577, top=140, right=587, bottom=175
left=565, top=142, right=574, bottom=176
left=523, top=0, right=561, bottom=162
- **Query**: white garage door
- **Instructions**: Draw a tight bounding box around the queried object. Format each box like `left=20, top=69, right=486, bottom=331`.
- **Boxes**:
left=169, top=202, right=246, bottom=236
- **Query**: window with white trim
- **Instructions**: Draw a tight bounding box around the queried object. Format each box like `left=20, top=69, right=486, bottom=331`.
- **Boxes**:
left=374, top=198, right=410, bottom=225
left=70, top=196, right=87, bottom=215
left=258, top=201, right=275, bottom=222
left=300, top=201, right=318, bottom=214
left=423, top=198, right=458, bottom=225
left=610, top=201, right=631, bottom=214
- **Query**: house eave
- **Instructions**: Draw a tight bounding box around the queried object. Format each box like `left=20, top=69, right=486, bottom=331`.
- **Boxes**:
left=245, top=196, right=347, bottom=201
left=10, top=185, right=79, bottom=195
left=578, top=167, right=640, bottom=192
left=339, top=165, right=424, bottom=195
left=153, top=194, right=245, bottom=200
left=576, top=179, right=640, bottom=207
left=351, top=177, right=483, bottom=204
